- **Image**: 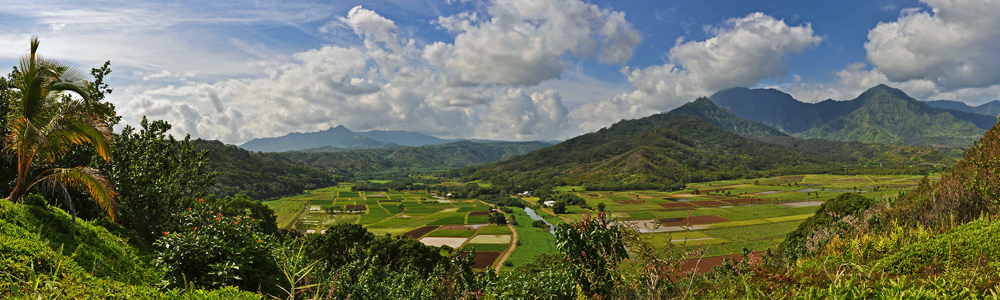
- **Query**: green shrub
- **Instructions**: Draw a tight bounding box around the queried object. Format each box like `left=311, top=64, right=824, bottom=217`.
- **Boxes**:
left=781, top=193, right=878, bottom=260
left=154, top=202, right=278, bottom=293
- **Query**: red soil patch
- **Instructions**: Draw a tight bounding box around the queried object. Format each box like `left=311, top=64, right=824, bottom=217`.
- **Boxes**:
left=468, top=211, right=490, bottom=216
left=693, top=201, right=730, bottom=207
left=659, top=215, right=730, bottom=226
left=613, top=199, right=643, bottom=205
left=658, top=202, right=697, bottom=209
left=678, top=252, right=763, bottom=275
left=377, top=200, right=399, bottom=202
left=345, top=205, right=367, bottom=211
left=464, top=251, right=501, bottom=269
left=404, top=226, right=439, bottom=239
left=720, top=198, right=766, bottom=205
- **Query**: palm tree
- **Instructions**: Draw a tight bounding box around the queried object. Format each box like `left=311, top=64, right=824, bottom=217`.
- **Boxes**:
left=4, top=37, right=117, bottom=239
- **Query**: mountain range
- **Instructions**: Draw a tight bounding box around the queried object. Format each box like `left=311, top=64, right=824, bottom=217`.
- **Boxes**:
left=449, top=99, right=954, bottom=186
left=280, top=140, right=552, bottom=174
left=924, top=100, right=1000, bottom=118
left=710, top=85, right=996, bottom=148
left=456, top=96, right=953, bottom=187
left=239, top=125, right=559, bottom=152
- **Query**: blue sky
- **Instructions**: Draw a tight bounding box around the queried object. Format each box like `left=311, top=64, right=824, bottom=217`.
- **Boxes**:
left=2, top=0, right=999, bottom=143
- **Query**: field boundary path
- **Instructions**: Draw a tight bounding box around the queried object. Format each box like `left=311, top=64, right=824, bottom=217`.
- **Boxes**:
left=539, top=206, right=573, bottom=223
left=290, top=200, right=311, bottom=229
left=494, top=223, right=518, bottom=271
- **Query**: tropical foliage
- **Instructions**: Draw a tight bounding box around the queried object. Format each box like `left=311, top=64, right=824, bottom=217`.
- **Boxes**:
left=2, top=37, right=116, bottom=239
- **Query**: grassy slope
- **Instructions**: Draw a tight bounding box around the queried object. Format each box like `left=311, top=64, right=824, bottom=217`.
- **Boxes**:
left=0, top=197, right=258, bottom=299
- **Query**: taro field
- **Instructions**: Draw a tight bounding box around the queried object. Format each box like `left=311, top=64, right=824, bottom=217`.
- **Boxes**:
left=265, top=186, right=516, bottom=269
left=265, top=174, right=931, bottom=271
left=546, top=174, right=933, bottom=264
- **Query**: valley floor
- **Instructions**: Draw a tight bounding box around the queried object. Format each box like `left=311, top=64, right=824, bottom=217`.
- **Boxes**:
left=265, top=174, right=932, bottom=271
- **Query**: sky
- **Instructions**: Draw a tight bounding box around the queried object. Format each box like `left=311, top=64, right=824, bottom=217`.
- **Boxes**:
left=3, top=0, right=1000, bottom=144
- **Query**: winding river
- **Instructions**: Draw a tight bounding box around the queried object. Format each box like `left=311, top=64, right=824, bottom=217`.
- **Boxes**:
left=523, top=207, right=555, bottom=234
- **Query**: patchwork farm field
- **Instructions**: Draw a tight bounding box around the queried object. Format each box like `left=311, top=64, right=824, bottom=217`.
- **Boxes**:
left=267, top=174, right=932, bottom=270
left=557, top=174, right=934, bottom=260
left=266, top=186, right=514, bottom=269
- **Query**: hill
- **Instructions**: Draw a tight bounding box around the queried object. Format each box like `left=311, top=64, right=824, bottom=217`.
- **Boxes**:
left=455, top=113, right=817, bottom=186
left=669, top=97, right=787, bottom=137
left=925, top=99, right=1000, bottom=118
left=192, top=139, right=338, bottom=200
left=357, top=129, right=454, bottom=146
left=712, top=85, right=995, bottom=147
left=709, top=87, right=861, bottom=134
left=455, top=101, right=955, bottom=187
left=798, top=85, right=988, bottom=147
left=278, top=140, right=552, bottom=174
left=239, top=125, right=400, bottom=152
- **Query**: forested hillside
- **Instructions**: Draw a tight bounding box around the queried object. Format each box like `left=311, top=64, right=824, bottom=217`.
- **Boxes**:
left=712, top=85, right=996, bottom=147
left=192, top=139, right=339, bottom=200
left=239, top=125, right=399, bottom=152
left=279, top=140, right=551, bottom=174
left=668, top=97, right=787, bottom=137
left=456, top=103, right=954, bottom=188
left=456, top=113, right=816, bottom=187
left=799, top=85, right=989, bottom=147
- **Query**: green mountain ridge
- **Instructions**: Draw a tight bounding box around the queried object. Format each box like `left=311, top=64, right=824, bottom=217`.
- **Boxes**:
left=456, top=99, right=954, bottom=187
left=798, top=85, right=986, bottom=147
left=239, top=125, right=400, bottom=152
left=278, top=140, right=552, bottom=174
left=669, top=97, right=787, bottom=137
left=925, top=99, right=1000, bottom=117
left=711, top=85, right=996, bottom=148
left=457, top=113, right=816, bottom=186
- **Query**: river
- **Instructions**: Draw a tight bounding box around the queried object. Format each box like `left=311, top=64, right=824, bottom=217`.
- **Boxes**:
left=523, top=207, right=555, bottom=234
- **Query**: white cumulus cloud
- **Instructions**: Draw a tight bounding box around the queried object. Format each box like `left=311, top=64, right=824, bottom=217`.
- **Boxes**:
left=121, top=1, right=636, bottom=143
left=571, top=13, right=821, bottom=133
left=866, top=0, right=1000, bottom=90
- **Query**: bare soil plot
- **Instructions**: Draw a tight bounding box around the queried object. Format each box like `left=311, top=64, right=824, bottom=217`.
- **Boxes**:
left=637, top=195, right=653, bottom=199
left=470, top=252, right=501, bottom=269
left=678, top=252, right=762, bottom=275
left=659, top=202, right=697, bottom=209
left=345, top=205, right=367, bottom=211
left=617, top=220, right=675, bottom=233
left=660, top=216, right=730, bottom=226
left=667, top=194, right=699, bottom=198
left=720, top=198, right=766, bottom=205
left=419, top=237, right=467, bottom=248
left=693, top=201, right=730, bottom=207
left=613, top=199, right=643, bottom=204
left=468, top=211, right=490, bottom=216
left=404, top=226, right=439, bottom=239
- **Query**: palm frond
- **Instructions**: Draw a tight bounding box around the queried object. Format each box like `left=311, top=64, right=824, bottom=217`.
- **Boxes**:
left=35, top=111, right=113, bottom=162
left=39, top=167, right=117, bottom=222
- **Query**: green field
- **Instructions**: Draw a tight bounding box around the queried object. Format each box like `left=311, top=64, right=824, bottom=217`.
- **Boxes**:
left=265, top=174, right=929, bottom=269
left=505, top=207, right=559, bottom=267
left=539, top=174, right=931, bottom=260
